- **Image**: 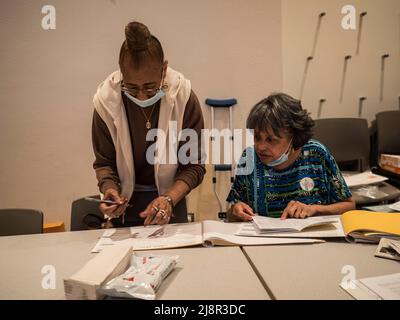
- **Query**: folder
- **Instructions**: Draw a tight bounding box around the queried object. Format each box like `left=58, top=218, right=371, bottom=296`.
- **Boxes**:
left=341, top=210, right=400, bottom=243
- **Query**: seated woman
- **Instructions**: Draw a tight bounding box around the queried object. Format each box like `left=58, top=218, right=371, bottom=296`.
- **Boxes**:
left=227, top=92, right=355, bottom=221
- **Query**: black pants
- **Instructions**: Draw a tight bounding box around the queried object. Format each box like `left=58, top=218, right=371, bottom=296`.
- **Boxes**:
left=111, top=190, right=188, bottom=227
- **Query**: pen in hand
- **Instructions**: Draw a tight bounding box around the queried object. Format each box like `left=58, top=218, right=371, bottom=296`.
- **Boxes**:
left=84, top=197, right=133, bottom=208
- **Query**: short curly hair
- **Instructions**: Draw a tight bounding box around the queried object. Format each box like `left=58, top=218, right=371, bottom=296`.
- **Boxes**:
left=246, top=93, right=314, bottom=149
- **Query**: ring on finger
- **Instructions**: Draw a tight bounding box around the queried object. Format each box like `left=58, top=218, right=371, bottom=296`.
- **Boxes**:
left=159, top=209, right=167, bottom=219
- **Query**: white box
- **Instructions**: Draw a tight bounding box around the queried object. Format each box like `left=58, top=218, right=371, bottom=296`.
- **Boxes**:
left=64, top=246, right=132, bottom=300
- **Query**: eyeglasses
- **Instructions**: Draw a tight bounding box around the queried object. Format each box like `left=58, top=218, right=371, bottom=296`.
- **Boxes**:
left=120, top=82, right=160, bottom=97
left=120, top=67, right=167, bottom=98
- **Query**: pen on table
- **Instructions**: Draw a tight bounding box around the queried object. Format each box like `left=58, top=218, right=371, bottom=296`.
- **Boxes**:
left=84, top=197, right=133, bottom=208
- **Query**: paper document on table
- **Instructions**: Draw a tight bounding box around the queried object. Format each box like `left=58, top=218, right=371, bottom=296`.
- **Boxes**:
left=251, top=215, right=337, bottom=233
left=201, top=220, right=324, bottom=246
left=237, top=215, right=344, bottom=238
left=91, top=220, right=325, bottom=252
left=388, top=200, right=400, bottom=212
left=92, top=223, right=203, bottom=253
left=343, top=171, right=388, bottom=188
left=374, top=238, right=400, bottom=261
left=341, top=273, right=400, bottom=300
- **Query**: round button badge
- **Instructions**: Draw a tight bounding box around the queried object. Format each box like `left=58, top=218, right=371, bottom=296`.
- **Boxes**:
left=300, top=177, right=314, bottom=191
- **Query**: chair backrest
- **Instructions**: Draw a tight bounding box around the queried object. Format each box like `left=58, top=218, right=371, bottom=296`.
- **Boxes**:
left=313, top=118, right=370, bottom=171
left=70, top=195, right=104, bottom=231
left=0, top=209, right=43, bottom=236
left=376, top=110, right=400, bottom=155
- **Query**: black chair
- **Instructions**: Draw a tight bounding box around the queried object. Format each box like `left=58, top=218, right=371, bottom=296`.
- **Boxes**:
left=70, top=195, right=104, bottom=231
left=371, top=110, right=400, bottom=187
left=376, top=111, right=400, bottom=155
left=0, top=209, right=43, bottom=236
left=314, top=118, right=370, bottom=171
left=313, top=118, right=400, bottom=206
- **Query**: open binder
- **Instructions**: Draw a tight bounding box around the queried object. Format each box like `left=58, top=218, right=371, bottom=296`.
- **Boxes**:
left=91, top=220, right=324, bottom=253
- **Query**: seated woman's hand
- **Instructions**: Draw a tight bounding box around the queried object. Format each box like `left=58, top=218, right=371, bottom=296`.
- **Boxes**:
left=229, top=201, right=255, bottom=222
left=280, top=201, right=317, bottom=220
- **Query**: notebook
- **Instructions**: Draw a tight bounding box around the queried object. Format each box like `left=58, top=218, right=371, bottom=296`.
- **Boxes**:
left=251, top=215, right=338, bottom=234
left=236, top=215, right=344, bottom=238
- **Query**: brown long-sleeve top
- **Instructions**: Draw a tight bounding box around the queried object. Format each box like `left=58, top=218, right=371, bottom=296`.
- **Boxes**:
left=92, top=90, right=206, bottom=195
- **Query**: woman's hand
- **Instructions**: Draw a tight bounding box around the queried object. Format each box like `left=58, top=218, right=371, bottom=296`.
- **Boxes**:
left=99, top=188, right=128, bottom=219
left=229, top=201, right=255, bottom=222
left=139, top=196, right=173, bottom=226
left=280, top=201, right=317, bottom=220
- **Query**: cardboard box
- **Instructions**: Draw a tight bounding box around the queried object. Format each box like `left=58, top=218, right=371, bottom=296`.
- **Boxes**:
left=43, top=221, right=65, bottom=233
left=64, top=246, right=132, bottom=300
left=380, top=154, right=400, bottom=168
left=379, top=154, right=400, bottom=175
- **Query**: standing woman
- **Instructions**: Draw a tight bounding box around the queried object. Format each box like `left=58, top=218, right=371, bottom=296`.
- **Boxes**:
left=92, top=21, right=205, bottom=226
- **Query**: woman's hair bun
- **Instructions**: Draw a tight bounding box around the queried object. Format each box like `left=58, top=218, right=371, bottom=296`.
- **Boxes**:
left=119, top=21, right=164, bottom=69
left=125, top=21, right=151, bottom=52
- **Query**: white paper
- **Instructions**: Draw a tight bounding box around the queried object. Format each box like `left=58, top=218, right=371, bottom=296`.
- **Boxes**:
left=251, top=215, right=337, bottom=233
left=343, top=171, right=388, bottom=188
left=374, top=238, right=400, bottom=261
left=388, top=200, right=400, bottom=212
left=389, top=241, right=400, bottom=255
left=359, top=273, right=400, bottom=300
left=92, top=223, right=202, bottom=253
left=202, top=220, right=324, bottom=246
left=237, top=216, right=344, bottom=238
left=92, top=221, right=324, bottom=252
left=340, top=280, right=381, bottom=300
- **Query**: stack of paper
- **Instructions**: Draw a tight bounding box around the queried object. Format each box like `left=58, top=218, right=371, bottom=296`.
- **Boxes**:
left=375, top=238, right=400, bottom=261
left=340, top=273, right=400, bottom=300
left=343, top=171, right=388, bottom=188
left=251, top=215, right=338, bottom=234
left=91, top=221, right=325, bottom=253
left=237, top=215, right=344, bottom=238
left=389, top=200, right=400, bottom=212
left=361, top=204, right=398, bottom=213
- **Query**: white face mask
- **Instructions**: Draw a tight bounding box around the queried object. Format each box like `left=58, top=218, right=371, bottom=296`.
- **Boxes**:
left=124, top=89, right=165, bottom=108
left=266, top=139, right=292, bottom=167
left=121, top=67, right=166, bottom=108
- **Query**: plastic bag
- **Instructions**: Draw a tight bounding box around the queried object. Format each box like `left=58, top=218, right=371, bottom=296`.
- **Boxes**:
left=99, top=253, right=179, bottom=300
left=353, top=185, right=389, bottom=199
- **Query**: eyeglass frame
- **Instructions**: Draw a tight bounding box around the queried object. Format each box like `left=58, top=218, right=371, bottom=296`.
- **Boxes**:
left=119, top=68, right=168, bottom=98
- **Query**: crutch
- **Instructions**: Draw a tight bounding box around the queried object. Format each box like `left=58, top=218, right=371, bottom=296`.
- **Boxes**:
left=205, top=98, right=237, bottom=220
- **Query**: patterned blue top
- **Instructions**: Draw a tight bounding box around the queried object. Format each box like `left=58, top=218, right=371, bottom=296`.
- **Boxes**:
left=226, top=139, right=352, bottom=218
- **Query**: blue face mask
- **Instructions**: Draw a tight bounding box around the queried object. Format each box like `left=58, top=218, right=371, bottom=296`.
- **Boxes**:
left=124, top=89, right=165, bottom=108
left=266, top=139, right=292, bottom=167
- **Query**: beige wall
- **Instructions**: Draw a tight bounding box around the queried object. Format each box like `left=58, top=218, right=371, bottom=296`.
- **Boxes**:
left=0, top=0, right=282, bottom=228
left=282, top=0, right=400, bottom=122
